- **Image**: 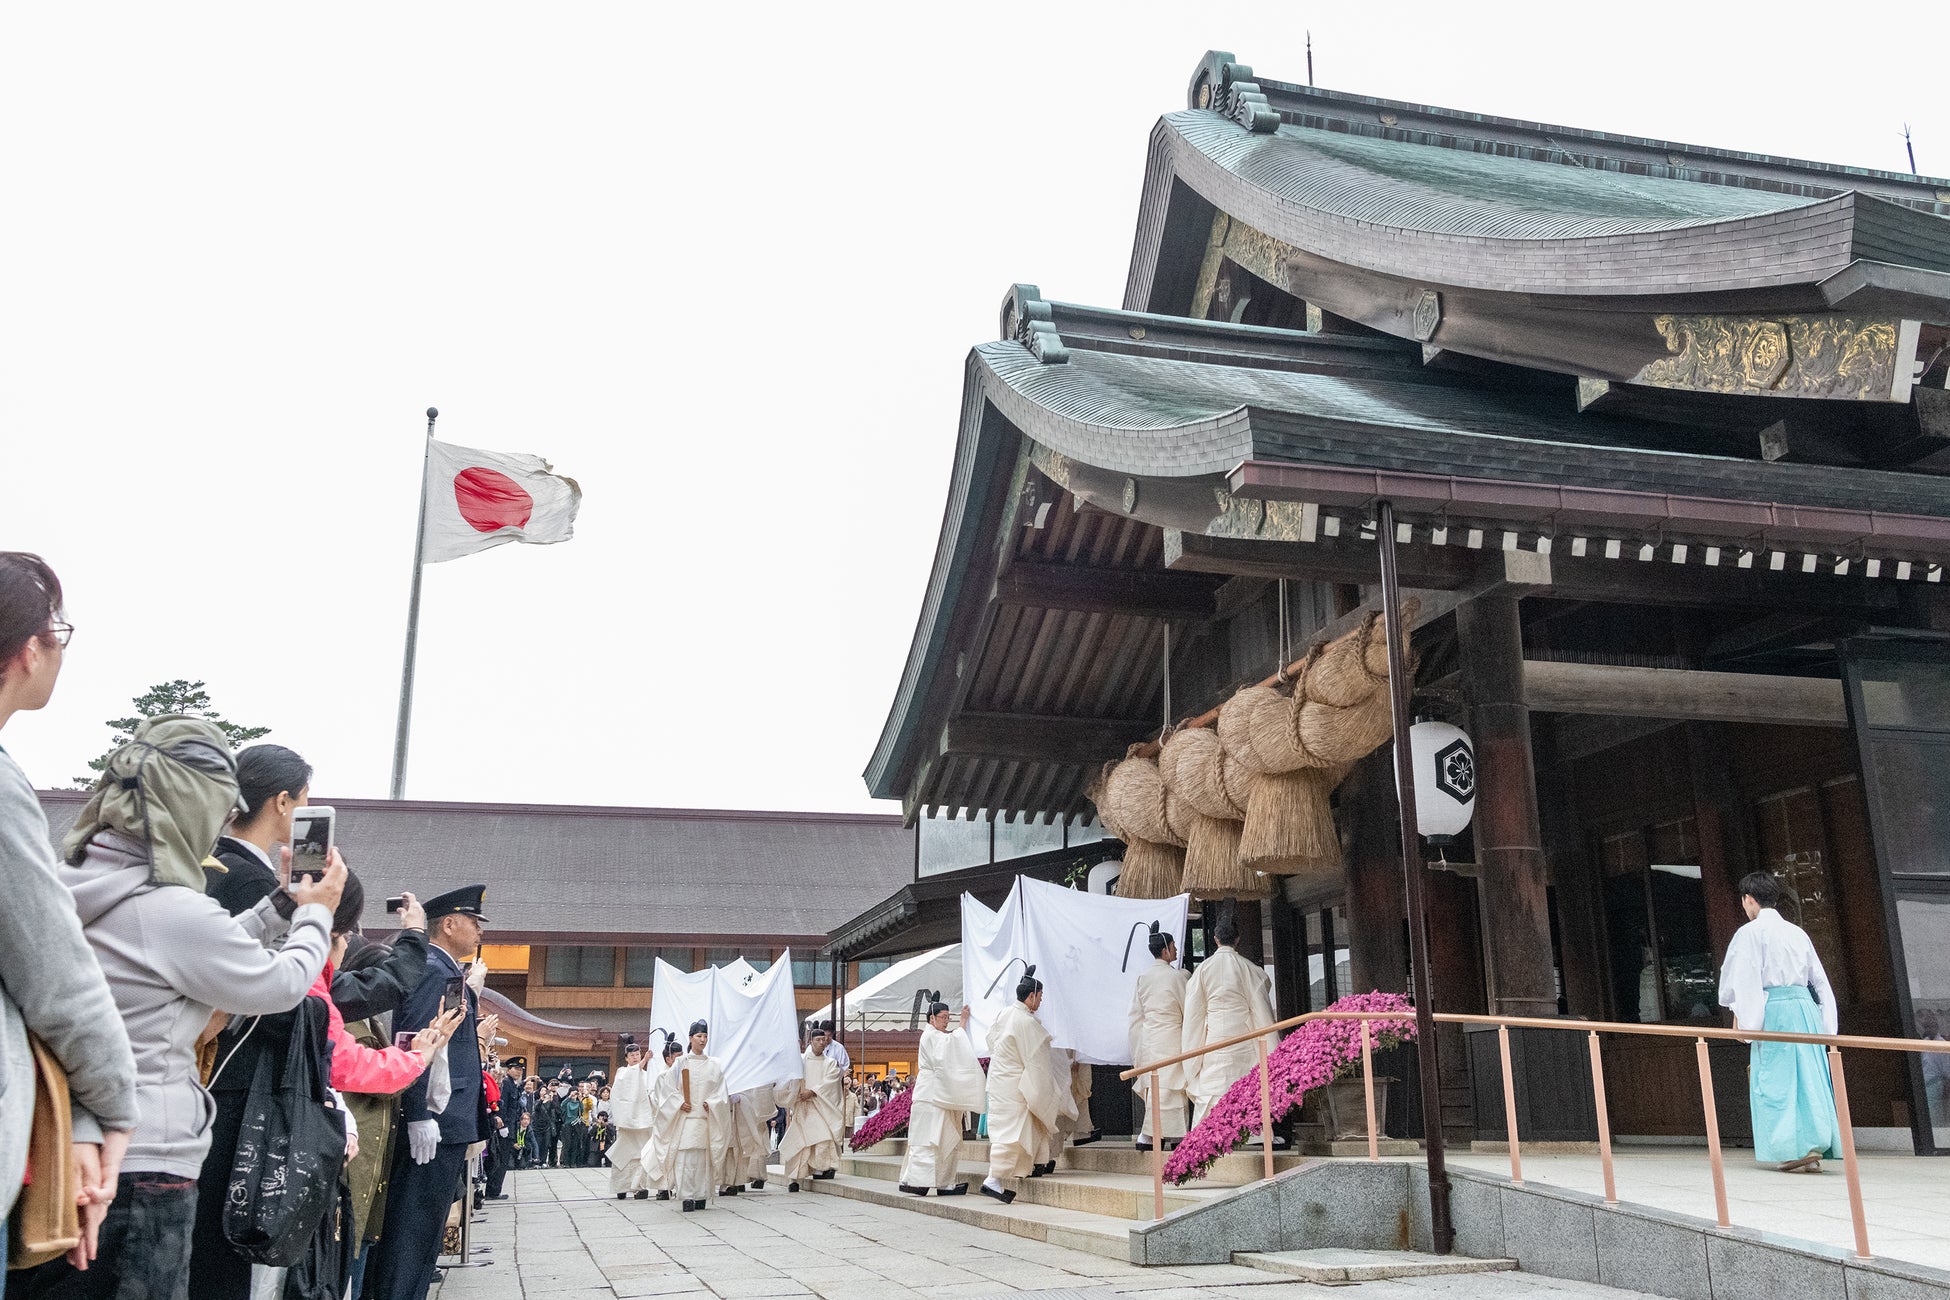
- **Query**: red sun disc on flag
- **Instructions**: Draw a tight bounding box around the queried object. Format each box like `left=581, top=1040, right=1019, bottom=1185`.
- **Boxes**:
left=454, top=468, right=534, bottom=533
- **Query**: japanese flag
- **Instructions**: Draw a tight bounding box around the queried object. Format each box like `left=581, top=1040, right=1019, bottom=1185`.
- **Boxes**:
left=421, top=439, right=582, bottom=564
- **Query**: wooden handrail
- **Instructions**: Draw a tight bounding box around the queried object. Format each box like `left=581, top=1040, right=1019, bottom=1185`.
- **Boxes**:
left=1123, top=1008, right=1950, bottom=1079
left=1121, top=1006, right=1935, bottom=1260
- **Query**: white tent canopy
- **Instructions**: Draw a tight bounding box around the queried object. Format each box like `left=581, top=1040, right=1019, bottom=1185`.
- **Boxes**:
left=808, top=944, right=963, bottom=1032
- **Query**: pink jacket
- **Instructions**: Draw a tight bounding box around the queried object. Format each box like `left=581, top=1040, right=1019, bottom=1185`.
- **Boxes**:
left=311, top=966, right=425, bottom=1096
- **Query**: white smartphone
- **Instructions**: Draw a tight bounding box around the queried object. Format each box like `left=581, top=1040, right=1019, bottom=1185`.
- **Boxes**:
left=289, top=806, right=335, bottom=879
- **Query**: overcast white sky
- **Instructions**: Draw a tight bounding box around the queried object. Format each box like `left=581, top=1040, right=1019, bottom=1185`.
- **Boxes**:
left=3, top=3, right=1945, bottom=813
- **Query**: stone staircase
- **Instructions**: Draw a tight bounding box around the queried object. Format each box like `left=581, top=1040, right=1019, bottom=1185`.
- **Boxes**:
left=804, top=1135, right=1302, bottom=1259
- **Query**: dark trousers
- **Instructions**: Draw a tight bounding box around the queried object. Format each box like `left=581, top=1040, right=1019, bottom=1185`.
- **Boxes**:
left=187, top=1085, right=253, bottom=1298
left=13, top=1172, right=199, bottom=1300
left=359, top=1141, right=465, bottom=1300
left=561, top=1124, right=587, bottom=1167
left=484, top=1136, right=510, bottom=1197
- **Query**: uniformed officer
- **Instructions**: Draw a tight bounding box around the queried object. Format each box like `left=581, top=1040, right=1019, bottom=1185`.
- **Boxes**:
left=362, top=884, right=488, bottom=1300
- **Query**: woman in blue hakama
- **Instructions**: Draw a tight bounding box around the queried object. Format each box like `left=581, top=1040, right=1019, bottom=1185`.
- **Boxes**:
left=1718, top=872, right=1840, bottom=1172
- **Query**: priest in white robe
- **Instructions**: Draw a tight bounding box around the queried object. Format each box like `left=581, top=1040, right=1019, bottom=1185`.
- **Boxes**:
left=982, top=965, right=1063, bottom=1204
left=778, top=1026, right=847, bottom=1191
left=1128, top=923, right=1190, bottom=1150
left=644, top=1037, right=682, bottom=1200
left=899, top=1002, right=984, bottom=1196
left=607, top=1037, right=657, bottom=1199
left=650, top=1019, right=730, bottom=1211
left=725, top=1086, right=776, bottom=1193
left=1047, top=1047, right=1082, bottom=1163
left=1182, top=910, right=1276, bottom=1127
left=1719, top=871, right=1842, bottom=1172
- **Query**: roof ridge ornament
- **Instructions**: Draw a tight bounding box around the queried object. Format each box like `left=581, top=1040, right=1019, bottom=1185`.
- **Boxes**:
left=1218, top=61, right=1280, bottom=134
left=999, top=283, right=1069, bottom=366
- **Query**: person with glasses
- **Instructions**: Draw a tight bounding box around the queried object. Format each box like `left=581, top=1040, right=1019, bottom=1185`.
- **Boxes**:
left=0, top=552, right=138, bottom=1276
left=13, top=715, right=346, bottom=1299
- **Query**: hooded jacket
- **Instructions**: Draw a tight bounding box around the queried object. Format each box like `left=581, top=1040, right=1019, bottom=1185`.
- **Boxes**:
left=62, top=830, right=331, bottom=1176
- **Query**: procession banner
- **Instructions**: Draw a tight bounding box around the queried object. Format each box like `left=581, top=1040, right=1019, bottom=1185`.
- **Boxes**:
left=961, top=880, right=1189, bottom=1066
left=648, top=953, right=804, bottom=1094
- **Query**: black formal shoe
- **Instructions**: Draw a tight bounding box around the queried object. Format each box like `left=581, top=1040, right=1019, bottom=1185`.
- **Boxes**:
left=486, top=1193, right=509, bottom=1201
left=655, top=1190, right=670, bottom=1201
left=680, top=1200, right=696, bottom=1212
left=938, top=1183, right=969, bottom=1197
left=812, top=1169, right=837, bottom=1180
left=749, top=1180, right=765, bottom=1190
left=616, top=1192, right=628, bottom=1200
left=1073, top=1130, right=1101, bottom=1146
left=898, top=1183, right=929, bottom=1196
left=788, top=1181, right=800, bottom=1192
left=978, top=1183, right=1016, bottom=1205
left=1134, top=1140, right=1153, bottom=1152
left=634, top=1190, right=649, bottom=1200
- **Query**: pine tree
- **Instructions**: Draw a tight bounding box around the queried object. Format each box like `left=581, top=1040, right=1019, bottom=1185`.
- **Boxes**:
left=75, top=679, right=269, bottom=787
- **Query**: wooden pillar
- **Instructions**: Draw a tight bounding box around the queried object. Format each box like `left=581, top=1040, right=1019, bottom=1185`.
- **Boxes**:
left=1684, top=722, right=1756, bottom=961
left=1458, top=594, right=1559, bottom=1018
left=1269, top=893, right=1307, bottom=1019
left=1533, top=720, right=1604, bottom=1019
left=1232, top=900, right=1266, bottom=965
left=1342, top=750, right=1410, bottom=996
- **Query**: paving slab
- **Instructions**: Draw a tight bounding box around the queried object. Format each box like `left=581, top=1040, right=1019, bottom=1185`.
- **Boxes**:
left=435, top=1165, right=1663, bottom=1299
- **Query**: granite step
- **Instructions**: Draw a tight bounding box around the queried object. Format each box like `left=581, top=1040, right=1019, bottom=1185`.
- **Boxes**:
left=839, top=1152, right=1229, bottom=1221
left=801, top=1168, right=1135, bottom=1260
left=1234, top=1248, right=1518, bottom=1282
left=861, top=1136, right=1305, bottom=1184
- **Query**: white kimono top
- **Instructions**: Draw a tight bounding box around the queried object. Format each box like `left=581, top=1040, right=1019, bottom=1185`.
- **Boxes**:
left=1128, top=958, right=1190, bottom=1092
left=608, top=1061, right=654, bottom=1133
left=1717, top=907, right=1838, bottom=1035
left=1181, top=945, right=1276, bottom=1102
left=912, top=1025, right=986, bottom=1113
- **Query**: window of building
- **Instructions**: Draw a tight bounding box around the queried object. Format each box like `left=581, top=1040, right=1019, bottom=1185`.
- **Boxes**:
left=623, top=947, right=695, bottom=987
left=1599, top=816, right=1713, bottom=1022
left=793, top=956, right=836, bottom=988
left=704, top=949, right=772, bottom=972
left=857, top=959, right=894, bottom=982
left=544, top=945, right=616, bottom=988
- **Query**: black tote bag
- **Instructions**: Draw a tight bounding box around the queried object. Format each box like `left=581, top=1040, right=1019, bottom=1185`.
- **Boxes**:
left=221, top=997, right=348, bottom=1266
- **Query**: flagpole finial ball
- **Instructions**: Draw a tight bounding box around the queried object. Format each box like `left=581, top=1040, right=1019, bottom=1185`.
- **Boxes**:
left=426, top=407, right=439, bottom=421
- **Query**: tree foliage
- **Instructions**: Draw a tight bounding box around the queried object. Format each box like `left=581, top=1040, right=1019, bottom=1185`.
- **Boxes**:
left=76, top=679, right=269, bottom=787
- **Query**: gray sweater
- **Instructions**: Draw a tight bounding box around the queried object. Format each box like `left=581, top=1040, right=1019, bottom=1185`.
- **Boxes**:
left=62, top=830, right=331, bottom=1177
left=0, top=749, right=138, bottom=1215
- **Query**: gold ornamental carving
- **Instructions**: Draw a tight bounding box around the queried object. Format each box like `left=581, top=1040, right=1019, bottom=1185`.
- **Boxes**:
left=1632, top=314, right=1902, bottom=401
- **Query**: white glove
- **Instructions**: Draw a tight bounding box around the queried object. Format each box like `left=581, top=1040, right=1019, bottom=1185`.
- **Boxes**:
left=408, top=1119, right=440, bottom=1165
left=466, top=959, right=488, bottom=993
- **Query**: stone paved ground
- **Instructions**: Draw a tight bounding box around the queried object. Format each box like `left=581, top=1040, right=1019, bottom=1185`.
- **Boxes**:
left=435, top=1167, right=1660, bottom=1299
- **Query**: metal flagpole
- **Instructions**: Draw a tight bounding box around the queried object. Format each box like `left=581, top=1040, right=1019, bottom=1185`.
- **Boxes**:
left=1377, top=499, right=1454, bottom=1254
left=391, top=407, right=438, bottom=800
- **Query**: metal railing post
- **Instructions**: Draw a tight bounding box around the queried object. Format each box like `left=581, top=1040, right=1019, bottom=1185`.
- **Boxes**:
left=1361, top=1019, right=1379, bottom=1162
left=1150, top=1069, right=1164, bottom=1220
left=1256, top=1036, right=1275, bottom=1183
left=1695, top=1037, right=1730, bottom=1229
left=1497, top=1024, right=1523, bottom=1186
left=1588, top=1030, right=1616, bottom=1205
left=1827, top=1047, right=1871, bottom=1260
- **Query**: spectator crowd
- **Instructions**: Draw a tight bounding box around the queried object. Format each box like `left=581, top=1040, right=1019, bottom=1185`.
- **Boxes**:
left=0, top=551, right=507, bottom=1300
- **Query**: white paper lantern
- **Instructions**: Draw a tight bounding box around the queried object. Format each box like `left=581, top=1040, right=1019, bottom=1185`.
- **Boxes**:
left=1405, top=720, right=1475, bottom=841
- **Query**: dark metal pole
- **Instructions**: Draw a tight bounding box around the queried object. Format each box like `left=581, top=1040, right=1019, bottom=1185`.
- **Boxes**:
left=1377, top=499, right=1454, bottom=1254
left=390, top=407, right=438, bottom=799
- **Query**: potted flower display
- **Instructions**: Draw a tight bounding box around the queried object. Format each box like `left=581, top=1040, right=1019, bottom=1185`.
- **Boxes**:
left=1162, top=992, right=1417, bottom=1185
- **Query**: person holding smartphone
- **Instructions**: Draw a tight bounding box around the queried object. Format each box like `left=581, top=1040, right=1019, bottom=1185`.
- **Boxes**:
left=204, top=744, right=313, bottom=917
left=19, top=716, right=343, bottom=1300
